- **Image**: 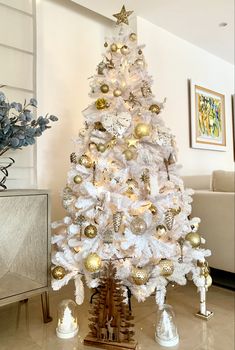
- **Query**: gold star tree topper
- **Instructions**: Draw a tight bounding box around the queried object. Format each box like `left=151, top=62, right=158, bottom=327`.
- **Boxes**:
left=113, top=5, right=133, bottom=25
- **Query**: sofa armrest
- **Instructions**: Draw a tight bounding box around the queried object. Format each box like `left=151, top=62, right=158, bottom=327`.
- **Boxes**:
left=191, top=191, right=235, bottom=273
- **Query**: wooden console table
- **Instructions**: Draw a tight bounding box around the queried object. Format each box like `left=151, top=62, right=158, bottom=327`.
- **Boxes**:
left=0, top=190, right=52, bottom=323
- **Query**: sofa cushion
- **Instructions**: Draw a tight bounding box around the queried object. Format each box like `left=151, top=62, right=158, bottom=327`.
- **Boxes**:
left=182, top=175, right=211, bottom=190
left=212, top=170, right=235, bottom=192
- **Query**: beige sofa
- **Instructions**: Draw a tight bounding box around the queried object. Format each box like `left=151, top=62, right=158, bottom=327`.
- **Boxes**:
left=183, top=171, right=235, bottom=273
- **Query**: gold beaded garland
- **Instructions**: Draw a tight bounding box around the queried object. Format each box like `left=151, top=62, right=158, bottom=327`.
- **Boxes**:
left=84, top=253, right=102, bottom=272
left=113, top=88, right=122, bottom=97
left=132, top=267, right=149, bottom=285
left=100, top=84, right=109, bottom=93
left=51, top=266, right=66, bottom=280
left=73, top=175, right=83, bottom=184
left=149, top=104, right=161, bottom=114
left=96, top=143, right=107, bottom=153
left=110, top=43, right=118, bottom=52
left=134, top=123, right=151, bottom=139
left=129, top=33, right=137, bottom=41
left=84, top=224, right=98, bottom=238
left=159, top=259, right=174, bottom=276
left=78, top=154, right=92, bottom=168
left=185, top=232, right=201, bottom=248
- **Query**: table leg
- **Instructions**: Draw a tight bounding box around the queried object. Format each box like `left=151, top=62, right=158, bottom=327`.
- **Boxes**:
left=41, top=291, right=53, bottom=323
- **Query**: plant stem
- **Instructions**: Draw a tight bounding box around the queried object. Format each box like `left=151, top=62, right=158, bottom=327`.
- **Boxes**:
left=0, top=147, right=10, bottom=157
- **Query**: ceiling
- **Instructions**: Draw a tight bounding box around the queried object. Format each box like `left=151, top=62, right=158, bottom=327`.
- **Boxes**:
left=71, top=0, right=234, bottom=64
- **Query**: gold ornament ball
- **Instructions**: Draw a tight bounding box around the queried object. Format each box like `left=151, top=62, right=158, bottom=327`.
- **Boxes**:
left=132, top=267, right=149, bottom=285
left=130, top=217, right=147, bottom=235
left=78, top=154, right=92, bottom=168
left=73, top=175, right=83, bottom=184
left=110, top=43, right=118, bottom=52
left=135, top=58, right=144, bottom=66
left=113, top=88, right=122, bottom=97
left=52, top=266, right=66, bottom=280
left=97, top=143, right=107, bottom=153
left=156, top=224, right=167, bottom=236
left=84, top=253, right=102, bottom=272
left=129, top=33, right=137, bottom=41
left=121, top=45, right=130, bottom=55
left=84, top=224, right=98, bottom=239
left=123, top=149, right=134, bottom=161
left=149, top=104, right=161, bottom=114
left=185, top=232, right=201, bottom=248
left=95, top=98, right=108, bottom=110
left=159, top=259, right=174, bottom=276
left=134, top=123, right=151, bottom=139
left=63, top=186, right=72, bottom=195
left=205, top=274, right=212, bottom=288
left=89, top=142, right=97, bottom=151
left=149, top=204, right=158, bottom=215
left=100, top=84, right=109, bottom=93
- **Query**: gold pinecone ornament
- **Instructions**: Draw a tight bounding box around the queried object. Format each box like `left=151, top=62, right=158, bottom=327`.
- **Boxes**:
left=113, top=211, right=123, bottom=232
left=164, top=209, right=175, bottom=230
left=70, top=152, right=77, bottom=164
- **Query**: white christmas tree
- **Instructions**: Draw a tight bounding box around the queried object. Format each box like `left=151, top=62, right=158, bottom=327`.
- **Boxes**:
left=51, top=6, right=211, bottom=309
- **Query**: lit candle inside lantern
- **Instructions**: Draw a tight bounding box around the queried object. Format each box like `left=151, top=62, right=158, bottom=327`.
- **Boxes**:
left=56, top=303, right=79, bottom=339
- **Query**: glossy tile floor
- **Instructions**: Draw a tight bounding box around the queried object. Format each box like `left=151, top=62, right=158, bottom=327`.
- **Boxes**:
left=0, top=282, right=234, bottom=350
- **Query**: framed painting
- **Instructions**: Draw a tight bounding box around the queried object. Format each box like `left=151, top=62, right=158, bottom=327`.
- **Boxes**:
left=190, top=81, right=226, bottom=151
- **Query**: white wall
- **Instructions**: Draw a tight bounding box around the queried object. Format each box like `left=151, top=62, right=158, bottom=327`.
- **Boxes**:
left=137, top=17, right=234, bottom=176
left=0, top=0, right=36, bottom=188
left=37, top=0, right=112, bottom=220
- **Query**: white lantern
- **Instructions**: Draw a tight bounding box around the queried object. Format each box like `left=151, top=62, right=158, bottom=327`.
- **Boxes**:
left=155, top=304, right=179, bottom=347
left=56, top=299, right=79, bottom=339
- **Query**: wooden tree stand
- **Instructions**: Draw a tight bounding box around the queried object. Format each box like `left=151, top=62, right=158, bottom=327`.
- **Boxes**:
left=84, top=262, right=138, bottom=350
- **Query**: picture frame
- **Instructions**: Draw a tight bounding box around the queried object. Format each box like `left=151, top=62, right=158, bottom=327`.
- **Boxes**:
left=189, top=80, right=226, bottom=151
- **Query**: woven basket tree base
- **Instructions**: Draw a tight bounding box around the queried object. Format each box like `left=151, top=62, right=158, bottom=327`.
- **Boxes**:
left=84, top=335, right=138, bottom=350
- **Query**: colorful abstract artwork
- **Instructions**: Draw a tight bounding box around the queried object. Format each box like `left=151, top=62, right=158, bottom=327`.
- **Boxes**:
left=190, top=82, right=226, bottom=151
